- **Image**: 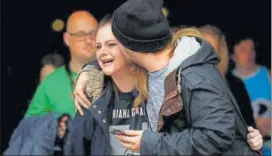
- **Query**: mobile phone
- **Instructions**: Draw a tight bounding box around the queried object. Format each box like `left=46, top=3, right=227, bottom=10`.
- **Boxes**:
left=111, top=128, right=126, bottom=135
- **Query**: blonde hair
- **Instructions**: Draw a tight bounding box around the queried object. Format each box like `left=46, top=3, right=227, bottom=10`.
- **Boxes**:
left=171, top=27, right=204, bottom=45
left=199, top=25, right=229, bottom=74
left=165, top=27, right=204, bottom=57
left=132, top=66, right=148, bottom=107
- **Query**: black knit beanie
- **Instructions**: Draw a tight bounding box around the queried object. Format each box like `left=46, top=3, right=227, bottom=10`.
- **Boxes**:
left=112, top=0, right=172, bottom=53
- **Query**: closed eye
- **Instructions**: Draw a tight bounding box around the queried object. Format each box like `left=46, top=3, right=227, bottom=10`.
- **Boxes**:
left=108, top=43, right=117, bottom=47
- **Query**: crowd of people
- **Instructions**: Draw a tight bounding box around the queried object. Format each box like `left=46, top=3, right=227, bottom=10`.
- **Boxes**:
left=4, top=0, right=271, bottom=155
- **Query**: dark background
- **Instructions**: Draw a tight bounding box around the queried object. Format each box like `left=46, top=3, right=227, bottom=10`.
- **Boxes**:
left=2, top=0, right=271, bottom=152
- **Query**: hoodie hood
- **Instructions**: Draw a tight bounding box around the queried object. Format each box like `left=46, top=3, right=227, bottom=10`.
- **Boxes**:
left=166, top=36, right=201, bottom=73
left=165, top=36, right=220, bottom=75
left=179, top=37, right=220, bottom=71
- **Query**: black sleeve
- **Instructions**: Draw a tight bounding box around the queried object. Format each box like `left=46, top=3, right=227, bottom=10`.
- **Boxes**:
left=227, top=74, right=256, bottom=127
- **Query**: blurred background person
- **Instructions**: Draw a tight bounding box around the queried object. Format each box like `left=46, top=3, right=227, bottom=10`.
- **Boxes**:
left=231, top=37, right=271, bottom=154
left=25, top=53, right=65, bottom=111
left=200, top=25, right=270, bottom=154
left=199, top=25, right=256, bottom=128
left=40, top=53, right=65, bottom=82
left=24, top=10, right=98, bottom=118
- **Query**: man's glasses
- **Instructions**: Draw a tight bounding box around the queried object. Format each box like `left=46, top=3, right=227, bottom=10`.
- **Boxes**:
left=67, top=30, right=96, bottom=41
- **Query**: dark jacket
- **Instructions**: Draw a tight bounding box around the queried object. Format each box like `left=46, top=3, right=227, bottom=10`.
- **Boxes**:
left=140, top=38, right=260, bottom=155
left=65, top=62, right=141, bottom=155
left=64, top=80, right=113, bottom=155
left=4, top=113, right=59, bottom=155
left=226, top=72, right=256, bottom=127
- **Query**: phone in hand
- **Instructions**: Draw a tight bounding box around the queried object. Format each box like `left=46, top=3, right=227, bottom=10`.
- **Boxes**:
left=111, top=128, right=126, bottom=135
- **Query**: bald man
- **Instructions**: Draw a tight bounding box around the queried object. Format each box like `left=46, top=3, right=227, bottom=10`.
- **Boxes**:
left=25, top=11, right=98, bottom=118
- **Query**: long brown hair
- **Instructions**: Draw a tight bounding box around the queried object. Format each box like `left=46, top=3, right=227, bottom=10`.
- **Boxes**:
left=99, top=14, right=148, bottom=107
left=131, top=65, right=148, bottom=107
left=199, top=25, right=229, bottom=74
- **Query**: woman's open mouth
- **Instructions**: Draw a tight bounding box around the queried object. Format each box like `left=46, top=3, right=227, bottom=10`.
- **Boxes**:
left=101, top=58, right=114, bottom=66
